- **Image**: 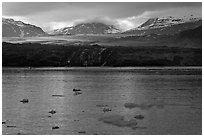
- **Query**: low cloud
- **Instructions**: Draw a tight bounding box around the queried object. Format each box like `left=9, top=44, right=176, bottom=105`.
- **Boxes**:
left=48, top=22, right=72, bottom=30
left=115, top=16, right=148, bottom=31
left=70, top=15, right=149, bottom=32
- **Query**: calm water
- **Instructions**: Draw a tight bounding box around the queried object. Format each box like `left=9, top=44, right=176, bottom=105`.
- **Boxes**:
left=2, top=67, right=202, bottom=135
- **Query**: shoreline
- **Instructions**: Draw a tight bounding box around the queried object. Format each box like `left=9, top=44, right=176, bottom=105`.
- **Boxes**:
left=2, top=66, right=202, bottom=71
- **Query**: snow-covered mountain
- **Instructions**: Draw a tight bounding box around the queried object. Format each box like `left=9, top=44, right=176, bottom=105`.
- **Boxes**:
left=50, top=22, right=121, bottom=35
left=124, top=16, right=202, bottom=35
left=138, top=16, right=201, bottom=29
left=2, top=18, right=46, bottom=37
left=2, top=16, right=201, bottom=37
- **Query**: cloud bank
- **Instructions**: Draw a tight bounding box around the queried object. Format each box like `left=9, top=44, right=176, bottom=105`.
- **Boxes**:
left=71, top=16, right=148, bottom=31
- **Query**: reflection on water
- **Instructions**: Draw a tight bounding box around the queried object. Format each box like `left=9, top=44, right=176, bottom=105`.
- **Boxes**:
left=2, top=67, right=202, bottom=135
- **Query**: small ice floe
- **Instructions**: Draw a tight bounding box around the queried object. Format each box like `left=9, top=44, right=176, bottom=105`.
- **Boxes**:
left=96, top=104, right=108, bottom=107
left=132, top=126, right=147, bottom=130
left=99, top=115, right=137, bottom=128
left=124, top=103, right=138, bottom=109
left=20, top=99, right=29, bottom=103
left=2, top=120, right=8, bottom=125
left=73, top=88, right=81, bottom=92
left=73, top=92, right=82, bottom=96
left=124, top=103, right=164, bottom=110
left=6, top=125, right=16, bottom=128
left=134, top=115, right=144, bottom=120
left=78, top=131, right=86, bottom=134
left=124, top=103, right=154, bottom=109
left=52, top=95, right=64, bottom=97
left=52, top=126, right=59, bottom=130
left=73, top=88, right=82, bottom=96
left=49, top=110, right=56, bottom=115
left=103, top=107, right=112, bottom=113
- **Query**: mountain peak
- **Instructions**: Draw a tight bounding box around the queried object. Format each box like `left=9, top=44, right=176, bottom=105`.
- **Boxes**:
left=137, top=16, right=201, bottom=30
left=2, top=18, right=46, bottom=37
left=50, top=22, right=121, bottom=35
left=123, top=16, right=202, bottom=35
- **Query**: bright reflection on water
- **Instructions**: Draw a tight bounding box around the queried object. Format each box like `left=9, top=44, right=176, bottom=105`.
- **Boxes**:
left=2, top=67, right=202, bottom=135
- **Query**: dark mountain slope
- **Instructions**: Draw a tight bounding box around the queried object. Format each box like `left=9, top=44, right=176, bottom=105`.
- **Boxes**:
left=178, top=25, right=202, bottom=39
left=2, top=42, right=201, bottom=67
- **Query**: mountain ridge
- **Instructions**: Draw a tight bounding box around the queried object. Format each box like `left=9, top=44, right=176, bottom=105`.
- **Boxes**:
left=2, top=18, right=47, bottom=37
left=49, top=22, right=121, bottom=35
left=2, top=16, right=202, bottom=37
left=124, top=16, right=202, bottom=35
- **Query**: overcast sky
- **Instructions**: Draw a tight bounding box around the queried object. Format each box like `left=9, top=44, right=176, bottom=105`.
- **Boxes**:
left=2, top=2, right=202, bottom=32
